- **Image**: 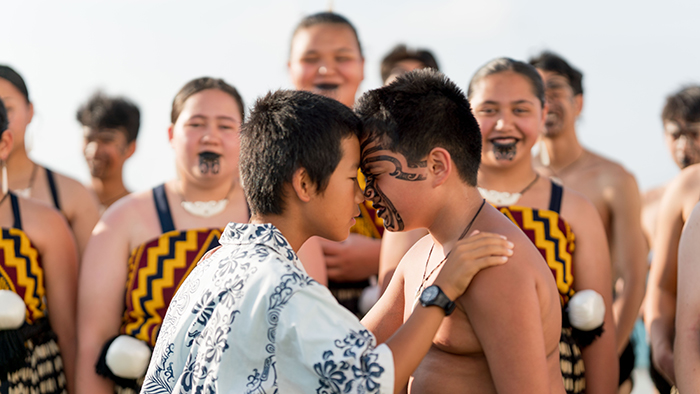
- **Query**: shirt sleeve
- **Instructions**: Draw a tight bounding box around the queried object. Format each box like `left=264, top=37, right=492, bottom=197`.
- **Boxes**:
left=275, top=284, right=395, bottom=394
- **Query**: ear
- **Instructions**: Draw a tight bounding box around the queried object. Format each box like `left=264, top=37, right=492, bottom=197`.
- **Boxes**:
left=167, top=124, right=175, bottom=145
left=574, top=94, right=583, bottom=117
left=291, top=167, right=314, bottom=203
left=0, top=131, right=14, bottom=161
left=27, top=102, right=34, bottom=124
left=125, top=140, right=136, bottom=159
left=427, top=147, right=451, bottom=187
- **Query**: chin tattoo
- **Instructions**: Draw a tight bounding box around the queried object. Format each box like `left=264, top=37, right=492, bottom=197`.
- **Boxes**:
left=492, top=141, right=517, bottom=161
left=198, top=152, right=221, bottom=174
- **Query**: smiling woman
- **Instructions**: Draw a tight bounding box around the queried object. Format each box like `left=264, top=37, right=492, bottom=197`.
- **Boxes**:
left=75, top=77, right=251, bottom=394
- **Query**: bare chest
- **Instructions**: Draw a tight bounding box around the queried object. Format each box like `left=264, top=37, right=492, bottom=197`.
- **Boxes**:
left=403, top=270, right=484, bottom=356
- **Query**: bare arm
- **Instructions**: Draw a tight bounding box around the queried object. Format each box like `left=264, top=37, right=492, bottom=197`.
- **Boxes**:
left=33, top=205, right=79, bottom=394
left=362, top=240, right=412, bottom=343
left=297, top=236, right=328, bottom=286
left=461, top=258, right=553, bottom=394
left=75, top=206, right=132, bottom=394
left=378, top=229, right=428, bottom=294
left=674, top=202, right=700, bottom=392
left=607, top=172, right=647, bottom=353
left=384, top=232, right=512, bottom=392
left=319, top=233, right=381, bottom=282
left=645, top=178, right=687, bottom=385
left=568, top=194, right=618, bottom=393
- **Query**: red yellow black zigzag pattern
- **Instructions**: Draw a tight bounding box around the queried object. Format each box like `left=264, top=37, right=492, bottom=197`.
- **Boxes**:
left=120, top=228, right=222, bottom=346
left=497, top=206, right=576, bottom=305
left=0, top=227, right=46, bottom=323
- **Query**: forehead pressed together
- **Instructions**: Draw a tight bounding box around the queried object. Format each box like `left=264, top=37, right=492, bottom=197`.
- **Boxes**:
left=240, top=69, right=484, bottom=219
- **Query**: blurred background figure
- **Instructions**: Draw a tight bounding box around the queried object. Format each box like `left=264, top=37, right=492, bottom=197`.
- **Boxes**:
left=645, top=162, right=700, bottom=392
left=0, top=97, right=79, bottom=393
left=0, top=65, right=99, bottom=257
left=380, top=44, right=439, bottom=85
left=77, top=92, right=139, bottom=213
left=529, top=51, right=647, bottom=393
left=76, top=77, right=251, bottom=394
left=641, top=85, right=700, bottom=250
left=640, top=85, right=700, bottom=394
left=287, top=11, right=383, bottom=316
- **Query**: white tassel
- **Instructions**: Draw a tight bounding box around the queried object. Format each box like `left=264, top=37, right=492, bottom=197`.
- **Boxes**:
left=0, top=290, right=26, bottom=330
left=568, top=289, right=605, bottom=331
left=105, top=335, right=152, bottom=379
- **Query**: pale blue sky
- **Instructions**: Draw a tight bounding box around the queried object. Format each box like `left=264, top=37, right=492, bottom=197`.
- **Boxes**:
left=2, top=0, right=699, bottom=191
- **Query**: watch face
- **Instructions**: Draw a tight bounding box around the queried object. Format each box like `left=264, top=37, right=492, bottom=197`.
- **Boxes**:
left=421, top=286, right=438, bottom=302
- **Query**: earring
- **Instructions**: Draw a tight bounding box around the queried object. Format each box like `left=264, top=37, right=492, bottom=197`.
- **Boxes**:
left=2, top=160, right=8, bottom=195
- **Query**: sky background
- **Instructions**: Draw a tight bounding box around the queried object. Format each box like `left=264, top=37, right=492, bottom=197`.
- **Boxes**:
left=2, top=0, right=699, bottom=193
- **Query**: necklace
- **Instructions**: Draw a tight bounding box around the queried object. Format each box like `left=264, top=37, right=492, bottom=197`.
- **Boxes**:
left=177, top=182, right=235, bottom=218
left=14, top=164, right=38, bottom=199
left=478, top=173, right=540, bottom=206
left=413, top=199, right=486, bottom=305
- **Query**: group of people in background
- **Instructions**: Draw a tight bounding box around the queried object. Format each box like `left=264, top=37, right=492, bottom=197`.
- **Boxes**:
left=0, top=9, right=699, bottom=394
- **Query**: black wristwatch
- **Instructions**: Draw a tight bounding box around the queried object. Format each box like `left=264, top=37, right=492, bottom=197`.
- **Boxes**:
left=419, top=285, right=456, bottom=316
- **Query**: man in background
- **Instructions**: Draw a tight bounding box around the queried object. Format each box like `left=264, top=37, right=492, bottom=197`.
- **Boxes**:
left=76, top=91, right=139, bottom=212
left=530, top=51, right=648, bottom=393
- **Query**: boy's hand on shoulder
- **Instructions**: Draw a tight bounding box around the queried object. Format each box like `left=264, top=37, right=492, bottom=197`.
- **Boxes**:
left=435, top=231, right=513, bottom=301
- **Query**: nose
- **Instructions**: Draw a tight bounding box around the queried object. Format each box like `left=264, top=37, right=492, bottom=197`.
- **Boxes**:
left=317, top=59, right=336, bottom=76
left=495, top=112, right=514, bottom=132
left=200, top=124, right=221, bottom=145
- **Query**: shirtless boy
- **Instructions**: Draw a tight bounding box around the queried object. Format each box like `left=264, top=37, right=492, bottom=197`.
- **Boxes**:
left=141, top=89, right=513, bottom=393
left=359, top=69, right=565, bottom=394
left=641, top=85, right=700, bottom=250
left=529, top=53, right=647, bottom=385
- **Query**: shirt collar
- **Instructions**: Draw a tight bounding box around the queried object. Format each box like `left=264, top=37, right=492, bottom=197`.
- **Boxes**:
left=221, top=222, right=295, bottom=257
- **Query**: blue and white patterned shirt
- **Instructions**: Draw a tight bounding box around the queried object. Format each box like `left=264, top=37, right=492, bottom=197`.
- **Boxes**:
left=141, top=223, right=394, bottom=394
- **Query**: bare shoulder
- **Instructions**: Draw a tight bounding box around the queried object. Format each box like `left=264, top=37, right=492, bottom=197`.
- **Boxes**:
left=472, top=207, right=548, bottom=279
left=50, top=170, right=99, bottom=207
left=18, top=197, right=72, bottom=250
left=99, top=188, right=155, bottom=228
left=586, top=150, right=638, bottom=188
left=668, top=164, right=700, bottom=219
left=643, top=184, right=668, bottom=207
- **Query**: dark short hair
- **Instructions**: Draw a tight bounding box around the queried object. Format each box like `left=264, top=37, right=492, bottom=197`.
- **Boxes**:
left=467, top=57, right=545, bottom=108
left=0, top=65, right=29, bottom=103
left=662, top=85, right=700, bottom=124
left=356, top=69, right=482, bottom=186
left=291, top=12, right=363, bottom=57
left=171, top=77, right=244, bottom=123
left=240, top=90, right=362, bottom=215
left=76, top=91, right=141, bottom=143
left=0, top=98, right=7, bottom=134
left=529, top=51, right=584, bottom=96
left=380, top=44, right=439, bottom=83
